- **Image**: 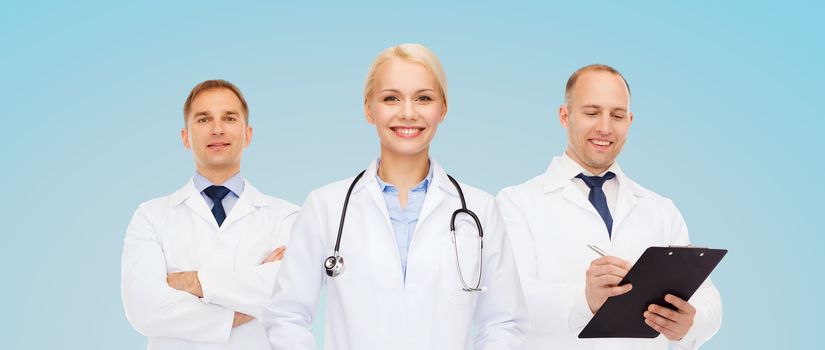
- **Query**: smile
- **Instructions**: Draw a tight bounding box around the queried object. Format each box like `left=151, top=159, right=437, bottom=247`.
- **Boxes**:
left=390, top=127, right=424, bottom=138
left=207, top=142, right=231, bottom=150
left=589, top=139, right=612, bottom=147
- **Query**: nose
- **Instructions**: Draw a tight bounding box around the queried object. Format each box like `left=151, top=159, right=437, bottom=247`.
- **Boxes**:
left=399, top=100, right=417, bottom=120
left=211, top=119, right=225, bottom=135
left=595, top=114, right=611, bottom=135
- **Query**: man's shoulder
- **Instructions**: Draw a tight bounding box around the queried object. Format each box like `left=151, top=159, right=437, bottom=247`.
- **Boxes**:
left=621, top=174, right=678, bottom=209
left=497, top=173, right=546, bottom=200
left=241, top=180, right=300, bottom=216
left=134, top=187, right=185, bottom=213
left=255, top=192, right=300, bottom=215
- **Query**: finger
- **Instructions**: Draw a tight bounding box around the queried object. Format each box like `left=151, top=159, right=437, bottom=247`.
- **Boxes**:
left=261, top=252, right=276, bottom=264
left=644, top=310, right=681, bottom=335
left=601, top=284, right=633, bottom=297
left=665, top=294, right=696, bottom=314
left=591, top=255, right=631, bottom=269
left=591, top=274, right=625, bottom=288
left=261, top=246, right=286, bottom=264
left=587, top=264, right=630, bottom=279
left=648, top=304, right=681, bottom=323
left=273, top=246, right=286, bottom=260
left=644, top=318, right=680, bottom=340
left=261, top=254, right=278, bottom=264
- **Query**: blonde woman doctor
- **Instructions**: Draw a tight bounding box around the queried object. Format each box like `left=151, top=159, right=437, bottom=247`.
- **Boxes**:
left=262, top=44, right=527, bottom=349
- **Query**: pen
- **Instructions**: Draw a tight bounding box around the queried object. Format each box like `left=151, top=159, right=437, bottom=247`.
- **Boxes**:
left=587, top=244, right=607, bottom=257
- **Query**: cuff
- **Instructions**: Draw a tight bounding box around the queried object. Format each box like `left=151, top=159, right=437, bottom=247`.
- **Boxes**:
left=568, top=285, right=594, bottom=335
left=198, top=269, right=224, bottom=304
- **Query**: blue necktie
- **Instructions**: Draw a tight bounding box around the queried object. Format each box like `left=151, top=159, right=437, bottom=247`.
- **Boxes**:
left=576, top=172, right=616, bottom=237
left=203, top=185, right=231, bottom=227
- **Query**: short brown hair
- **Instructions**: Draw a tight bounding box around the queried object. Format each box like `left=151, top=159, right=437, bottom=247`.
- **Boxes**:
left=565, top=64, right=630, bottom=104
left=182, top=79, right=249, bottom=125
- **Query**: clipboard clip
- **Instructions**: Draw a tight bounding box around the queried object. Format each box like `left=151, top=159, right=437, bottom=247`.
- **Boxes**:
left=667, top=245, right=708, bottom=249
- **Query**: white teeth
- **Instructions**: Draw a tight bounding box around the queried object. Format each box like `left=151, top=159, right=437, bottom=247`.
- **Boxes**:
left=592, top=140, right=610, bottom=146
left=396, top=128, right=420, bottom=136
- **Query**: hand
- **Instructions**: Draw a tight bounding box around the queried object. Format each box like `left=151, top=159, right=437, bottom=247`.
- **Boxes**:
left=233, top=312, right=255, bottom=328
left=166, top=271, right=203, bottom=298
left=585, top=256, right=633, bottom=313
left=644, top=294, right=696, bottom=341
left=261, top=245, right=286, bottom=264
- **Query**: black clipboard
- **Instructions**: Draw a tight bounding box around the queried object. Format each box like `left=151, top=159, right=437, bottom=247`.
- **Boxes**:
left=578, top=246, right=727, bottom=338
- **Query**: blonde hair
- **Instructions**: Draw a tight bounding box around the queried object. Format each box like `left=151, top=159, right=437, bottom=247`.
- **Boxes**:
left=363, top=43, right=448, bottom=106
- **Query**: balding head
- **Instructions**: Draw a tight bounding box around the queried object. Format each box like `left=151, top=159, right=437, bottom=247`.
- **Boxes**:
left=565, top=64, right=630, bottom=105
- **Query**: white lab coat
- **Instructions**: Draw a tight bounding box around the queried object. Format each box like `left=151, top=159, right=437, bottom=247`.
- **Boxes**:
left=496, top=156, right=722, bottom=350
left=121, top=178, right=298, bottom=350
left=262, top=159, right=527, bottom=350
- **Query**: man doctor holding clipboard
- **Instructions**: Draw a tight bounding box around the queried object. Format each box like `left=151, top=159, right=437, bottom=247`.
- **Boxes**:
left=496, top=64, right=723, bottom=349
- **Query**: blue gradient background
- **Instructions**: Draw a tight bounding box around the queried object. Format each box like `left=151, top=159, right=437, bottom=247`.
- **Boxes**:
left=2, top=1, right=822, bottom=348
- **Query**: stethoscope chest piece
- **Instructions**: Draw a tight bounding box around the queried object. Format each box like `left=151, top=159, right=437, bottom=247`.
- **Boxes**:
left=325, top=255, right=345, bottom=277
left=323, top=170, right=483, bottom=292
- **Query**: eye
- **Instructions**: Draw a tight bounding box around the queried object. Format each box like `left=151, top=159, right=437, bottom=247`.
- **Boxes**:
left=196, top=117, right=209, bottom=123
left=584, top=112, right=599, bottom=117
left=416, top=95, right=433, bottom=102
left=612, top=114, right=626, bottom=119
left=225, top=115, right=237, bottom=122
left=383, top=96, right=400, bottom=102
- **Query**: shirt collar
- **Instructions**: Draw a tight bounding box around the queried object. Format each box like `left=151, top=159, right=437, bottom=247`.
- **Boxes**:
left=193, top=172, right=245, bottom=197
left=560, top=151, right=621, bottom=179
left=375, top=158, right=434, bottom=193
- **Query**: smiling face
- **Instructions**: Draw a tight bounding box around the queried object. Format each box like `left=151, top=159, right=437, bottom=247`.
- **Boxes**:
left=560, top=70, right=633, bottom=175
left=181, top=88, right=252, bottom=176
left=365, top=58, right=446, bottom=159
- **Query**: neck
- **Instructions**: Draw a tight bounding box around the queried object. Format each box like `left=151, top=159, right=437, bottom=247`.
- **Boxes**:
left=378, top=148, right=430, bottom=189
left=565, top=149, right=610, bottom=176
left=196, top=165, right=240, bottom=185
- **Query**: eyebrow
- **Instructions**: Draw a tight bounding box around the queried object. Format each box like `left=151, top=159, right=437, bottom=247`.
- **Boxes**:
left=379, top=89, right=437, bottom=94
left=192, top=110, right=240, bottom=118
left=580, top=105, right=627, bottom=113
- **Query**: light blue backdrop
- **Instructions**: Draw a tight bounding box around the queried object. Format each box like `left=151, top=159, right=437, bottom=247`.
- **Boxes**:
left=2, top=1, right=822, bottom=348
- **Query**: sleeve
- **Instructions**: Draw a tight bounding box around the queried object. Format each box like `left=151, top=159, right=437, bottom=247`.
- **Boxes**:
left=199, top=206, right=299, bottom=317
left=473, top=197, right=529, bottom=349
left=121, top=204, right=235, bottom=343
left=496, top=189, right=588, bottom=337
left=261, top=193, right=327, bottom=350
left=665, top=199, right=723, bottom=350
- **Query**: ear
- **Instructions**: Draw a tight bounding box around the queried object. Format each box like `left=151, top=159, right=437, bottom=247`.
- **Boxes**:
left=364, top=101, right=375, bottom=125
left=628, top=111, right=634, bottom=125
left=244, top=126, right=253, bottom=148
left=559, top=104, right=570, bottom=129
left=181, top=127, right=191, bottom=149
left=438, top=101, right=448, bottom=122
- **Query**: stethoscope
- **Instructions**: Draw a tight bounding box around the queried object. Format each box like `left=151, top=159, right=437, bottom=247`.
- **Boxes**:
left=324, top=170, right=485, bottom=292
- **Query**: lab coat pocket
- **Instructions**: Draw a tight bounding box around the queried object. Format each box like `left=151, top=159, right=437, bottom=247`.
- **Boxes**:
left=440, top=227, right=482, bottom=307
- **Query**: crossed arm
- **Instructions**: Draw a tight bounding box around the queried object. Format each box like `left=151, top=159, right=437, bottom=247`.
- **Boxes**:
left=121, top=206, right=295, bottom=342
left=166, top=246, right=286, bottom=328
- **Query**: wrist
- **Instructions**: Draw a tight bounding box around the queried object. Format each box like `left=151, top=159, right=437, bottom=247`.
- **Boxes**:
left=193, top=271, right=203, bottom=297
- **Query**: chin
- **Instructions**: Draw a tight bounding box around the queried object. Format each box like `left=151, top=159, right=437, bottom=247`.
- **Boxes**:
left=385, top=145, right=429, bottom=158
